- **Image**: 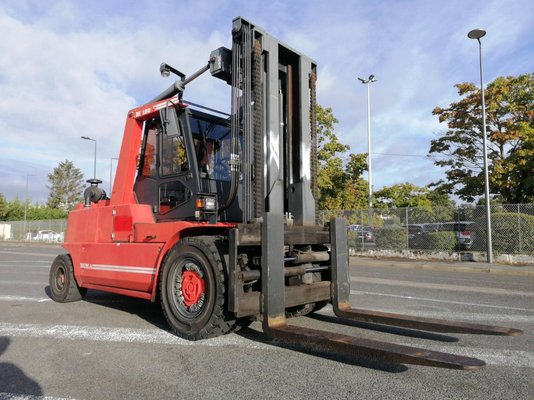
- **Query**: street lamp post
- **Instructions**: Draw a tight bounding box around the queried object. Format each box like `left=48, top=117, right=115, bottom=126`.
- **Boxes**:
left=23, top=174, right=35, bottom=238
left=468, top=28, right=493, bottom=263
left=81, top=136, right=97, bottom=179
left=109, top=157, right=118, bottom=194
left=357, top=74, right=377, bottom=225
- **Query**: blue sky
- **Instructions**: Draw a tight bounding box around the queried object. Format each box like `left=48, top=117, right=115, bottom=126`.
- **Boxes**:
left=0, top=0, right=532, bottom=204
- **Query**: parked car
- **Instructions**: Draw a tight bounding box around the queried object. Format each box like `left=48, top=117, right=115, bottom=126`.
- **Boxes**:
left=407, top=222, right=474, bottom=250
left=436, top=222, right=474, bottom=250
left=348, top=225, right=374, bottom=243
left=348, top=224, right=363, bottom=233
left=33, top=230, right=63, bottom=242
left=358, top=228, right=374, bottom=242
left=407, top=224, right=431, bottom=248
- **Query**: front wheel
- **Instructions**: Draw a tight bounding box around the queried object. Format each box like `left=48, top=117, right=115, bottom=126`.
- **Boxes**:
left=49, top=254, right=87, bottom=302
left=159, top=236, right=236, bottom=340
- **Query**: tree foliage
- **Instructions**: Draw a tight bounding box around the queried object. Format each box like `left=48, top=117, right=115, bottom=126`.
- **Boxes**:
left=430, top=73, right=534, bottom=203
left=374, top=183, right=456, bottom=223
left=316, top=104, right=368, bottom=210
left=0, top=195, right=68, bottom=221
left=0, top=193, right=7, bottom=220
left=47, top=160, right=85, bottom=211
left=374, top=183, right=453, bottom=209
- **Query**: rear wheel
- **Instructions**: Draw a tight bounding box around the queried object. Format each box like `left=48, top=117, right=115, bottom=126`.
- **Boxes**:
left=49, top=254, right=87, bottom=302
left=159, top=236, right=236, bottom=340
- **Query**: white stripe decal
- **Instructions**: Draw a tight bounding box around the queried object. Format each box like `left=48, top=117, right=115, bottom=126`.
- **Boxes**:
left=80, top=263, right=156, bottom=275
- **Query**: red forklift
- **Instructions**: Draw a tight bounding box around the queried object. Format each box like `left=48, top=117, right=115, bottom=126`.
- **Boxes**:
left=49, top=17, right=521, bottom=369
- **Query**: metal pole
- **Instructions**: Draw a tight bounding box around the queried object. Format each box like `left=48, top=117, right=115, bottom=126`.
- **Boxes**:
left=23, top=174, right=34, bottom=239
left=81, top=136, right=97, bottom=179
left=476, top=36, right=493, bottom=263
left=367, top=82, right=372, bottom=213
left=93, top=140, right=97, bottom=179
left=358, top=75, right=377, bottom=226
left=109, top=157, right=118, bottom=194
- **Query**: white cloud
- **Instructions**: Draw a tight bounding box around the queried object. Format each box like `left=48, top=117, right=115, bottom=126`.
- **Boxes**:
left=0, top=0, right=532, bottom=203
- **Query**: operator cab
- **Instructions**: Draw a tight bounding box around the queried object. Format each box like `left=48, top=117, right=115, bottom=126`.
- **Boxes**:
left=134, top=105, right=241, bottom=222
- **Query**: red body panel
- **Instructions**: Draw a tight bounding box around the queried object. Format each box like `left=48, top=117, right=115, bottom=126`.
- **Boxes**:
left=64, top=98, right=233, bottom=301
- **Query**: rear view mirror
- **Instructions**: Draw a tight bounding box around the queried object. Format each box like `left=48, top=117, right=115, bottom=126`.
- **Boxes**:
left=160, top=106, right=181, bottom=136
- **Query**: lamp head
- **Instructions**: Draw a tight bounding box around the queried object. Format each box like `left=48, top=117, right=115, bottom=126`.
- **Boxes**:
left=160, top=63, right=171, bottom=78
left=468, top=29, right=486, bottom=40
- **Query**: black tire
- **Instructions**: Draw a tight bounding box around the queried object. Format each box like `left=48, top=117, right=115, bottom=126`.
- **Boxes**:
left=49, top=254, right=87, bottom=303
left=311, top=300, right=328, bottom=313
left=285, top=301, right=329, bottom=318
left=159, top=236, right=236, bottom=340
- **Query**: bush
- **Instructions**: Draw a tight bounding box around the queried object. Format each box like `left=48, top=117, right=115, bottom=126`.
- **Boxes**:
left=426, top=231, right=457, bottom=251
left=375, top=227, right=406, bottom=251
left=473, top=212, right=534, bottom=254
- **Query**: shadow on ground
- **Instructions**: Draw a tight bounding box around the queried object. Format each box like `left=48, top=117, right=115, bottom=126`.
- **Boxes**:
left=0, top=337, right=43, bottom=396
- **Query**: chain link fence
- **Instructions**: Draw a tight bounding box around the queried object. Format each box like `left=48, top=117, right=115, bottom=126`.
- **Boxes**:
left=0, top=219, right=67, bottom=242
left=2, top=204, right=534, bottom=258
left=320, top=204, right=534, bottom=258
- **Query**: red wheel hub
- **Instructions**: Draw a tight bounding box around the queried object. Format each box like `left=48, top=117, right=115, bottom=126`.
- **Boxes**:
left=181, top=270, right=205, bottom=307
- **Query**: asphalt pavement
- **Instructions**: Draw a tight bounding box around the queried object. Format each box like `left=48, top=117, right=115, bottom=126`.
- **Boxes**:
left=0, top=244, right=533, bottom=399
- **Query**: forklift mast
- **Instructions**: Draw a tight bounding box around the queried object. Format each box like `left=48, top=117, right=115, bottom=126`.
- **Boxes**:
left=229, top=17, right=318, bottom=226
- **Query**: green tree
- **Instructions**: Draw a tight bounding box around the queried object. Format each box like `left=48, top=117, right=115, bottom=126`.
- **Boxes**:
left=430, top=73, right=534, bottom=203
left=374, top=183, right=456, bottom=223
left=316, top=104, right=368, bottom=210
left=27, top=203, right=68, bottom=220
left=375, top=183, right=453, bottom=209
left=47, top=160, right=85, bottom=211
left=6, top=198, right=24, bottom=220
left=0, top=193, right=7, bottom=220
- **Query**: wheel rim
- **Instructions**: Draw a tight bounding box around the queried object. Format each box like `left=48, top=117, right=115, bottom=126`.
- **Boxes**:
left=54, top=265, right=66, bottom=292
left=169, top=260, right=207, bottom=319
left=181, top=270, right=205, bottom=307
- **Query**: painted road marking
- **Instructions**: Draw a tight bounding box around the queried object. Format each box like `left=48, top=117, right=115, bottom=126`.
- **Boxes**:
left=0, top=251, right=58, bottom=257
left=0, top=392, right=74, bottom=400
left=0, top=321, right=531, bottom=368
left=0, top=265, right=51, bottom=269
left=0, top=393, right=76, bottom=400
left=0, top=296, right=50, bottom=303
left=0, top=322, right=271, bottom=349
left=351, top=276, right=534, bottom=297
left=350, top=290, right=534, bottom=312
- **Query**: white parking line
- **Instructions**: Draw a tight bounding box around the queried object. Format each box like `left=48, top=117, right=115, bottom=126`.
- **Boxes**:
left=0, top=393, right=76, bottom=400
left=0, top=321, right=531, bottom=368
left=0, top=281, right=45, bottom=286
left=0, top=261, right=52, bottom=264
left=0, top=251, right=58, bottom=257
left=350, top=290, right=534, bottom=312
left=0, top=296, right=50, bottom=303
left=0, top=322, right=271, bottom=349
left=351, top=276, right=534, bottom=297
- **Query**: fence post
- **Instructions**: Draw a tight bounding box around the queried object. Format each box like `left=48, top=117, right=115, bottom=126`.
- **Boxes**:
left=405, top=207, right=409, bottom=251
left=518, top=204, right=522, bottom=254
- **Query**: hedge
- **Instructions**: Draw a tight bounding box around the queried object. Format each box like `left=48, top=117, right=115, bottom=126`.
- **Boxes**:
left=426, top=231, right=457, bottom=251
left=473, top=212, right=534, bottom=254
left=374, top=227, right=407, bottom=251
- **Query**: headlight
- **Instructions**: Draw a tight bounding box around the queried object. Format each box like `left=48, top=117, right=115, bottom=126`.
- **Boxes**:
left=195, top=195, right=217, bottom=211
